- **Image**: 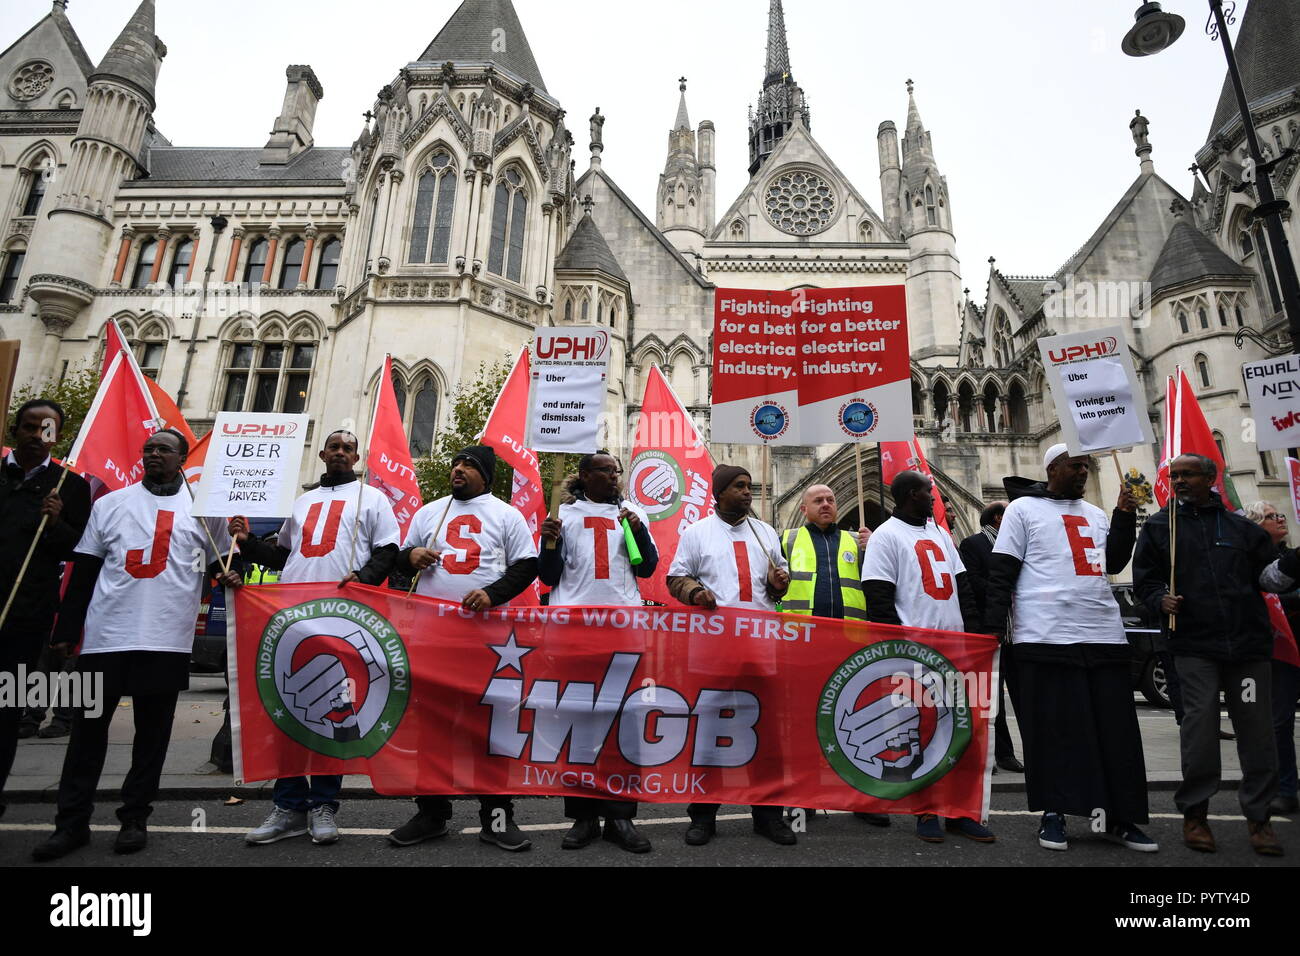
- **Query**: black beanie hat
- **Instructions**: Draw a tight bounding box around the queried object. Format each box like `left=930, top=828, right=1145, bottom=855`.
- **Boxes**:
left=453, top=446, right=497, bottom=487
left=712, top=463, right=752, bottom=500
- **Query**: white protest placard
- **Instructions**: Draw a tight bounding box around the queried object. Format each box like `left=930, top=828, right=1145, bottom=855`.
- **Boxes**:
left=529, top=327, right=612, bottom=453
left=1038, top=326, right=1152, bottom=456
left=191, top=412, right=309, bottom=517
left=1243, top=356, right=1300, bottom=452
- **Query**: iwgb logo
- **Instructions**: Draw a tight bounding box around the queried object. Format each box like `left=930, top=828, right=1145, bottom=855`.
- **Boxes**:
left=535, top=330, right=610, bottom=362
left=221, top=421, right=301, bottom=438
left=817, top=641, right=970, bottom=799
left=1047, top=336, right=1119, bottom=365
left=257, top=598, right=409, bottom=759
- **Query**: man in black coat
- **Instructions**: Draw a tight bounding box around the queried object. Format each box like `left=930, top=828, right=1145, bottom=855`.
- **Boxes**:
left=1134, top=453, right=1289, bottom=856
left=0, top=400, right=92, bottom=818
left=958, top=501, right=1023, bottom=773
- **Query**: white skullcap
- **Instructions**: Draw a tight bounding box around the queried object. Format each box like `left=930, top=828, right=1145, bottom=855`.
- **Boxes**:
left=1043, top=443, right=1070, bottom=474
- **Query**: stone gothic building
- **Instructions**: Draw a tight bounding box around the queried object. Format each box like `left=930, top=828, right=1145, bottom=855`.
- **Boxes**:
left=0, top=0, right=1297, bottom=538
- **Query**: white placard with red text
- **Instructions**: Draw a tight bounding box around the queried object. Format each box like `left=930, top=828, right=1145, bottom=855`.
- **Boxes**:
left=1038, top=326, right=1151, bottom=456
left=528, top=327, right=613, bottom=453
left=1243, top=356, right=1300, bottom=452
left=190, top=412, right=309, bottom=518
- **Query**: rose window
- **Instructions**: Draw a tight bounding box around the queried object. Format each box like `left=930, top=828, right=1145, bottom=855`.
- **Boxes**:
left=10, top=62, right=54, bottom=101
left=764, top=169, right=837, bottom=235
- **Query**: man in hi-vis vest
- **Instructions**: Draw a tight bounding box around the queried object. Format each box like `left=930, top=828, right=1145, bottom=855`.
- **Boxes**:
left=779, top=484, right=886, bottom=828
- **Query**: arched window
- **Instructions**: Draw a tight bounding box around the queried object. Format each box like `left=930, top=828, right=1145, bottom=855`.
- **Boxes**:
left=1197, top=306, right=1209, bottom=330
left=278, top=238, right=306, bottom=290
left=0, top=248, right=26, bottom=303
left=391, top=369, right=407, bottom=418
left=859, top=221, right=873, bottom=243
left=243, top=238, right=269, bottom=286
left=730, top=220, right=746, bottom=240
left=1240, top=231, right=1253, bottom=255
left=1249, top=223, right=1283, bottom=313
left=957, top=382, right=975, bottom=433
left=1213, top=430, right=1229, bottom=468
left=992, top=310, right=1013, bottom=368
left=222, top=327, right=316, bottom=413
left=932, top=381, right=950, bottom=429
left=409, top=376, right=439, bottom=457
left=168, top=238, right=193, bottom=289
left=315, top=238, right=342, bottom=290
left=925, top=185, right=937, bottom=226
left=131, top=238, right=158, bottom=289
left=1235, top=305, right=1245, bottom=327
left=1177, top=310, right=1189, bottom=334
left=1196, top=354, right=1211, bottom=388
left=488, top=168, right=527, bottom=282
left=580, top=295, right=590, bottom=323
left=983, top=382, right=1001, bottom=432
left=1261, top=451, right=1277, bottom=479
left=1217, top=302, right=1228, bottom=327
left=134, top=322, right=167, bottom=380
left=22, top=166, right=48, bottom=217
left=1008, top=381, right=1030, bottom=432
left=563, top=297, right=573, bottom=323
left=409, top=151, right=459, bottom=264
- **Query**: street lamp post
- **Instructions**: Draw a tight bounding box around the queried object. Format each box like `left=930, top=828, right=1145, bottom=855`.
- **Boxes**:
left=1123, top=1, right=1300, bottom=353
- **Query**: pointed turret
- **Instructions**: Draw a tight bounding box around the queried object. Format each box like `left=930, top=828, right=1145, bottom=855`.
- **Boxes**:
left=674, top=83, right=691, bottom=132
left=747, top=0, right=809, bottom=175
left=90, top=0, right=165, bottom=109
left=1205, top=0, right=1300, bottom=143
left=416, top=0, right=547, bottom=92
left=659, top=79, right=710, bottom=255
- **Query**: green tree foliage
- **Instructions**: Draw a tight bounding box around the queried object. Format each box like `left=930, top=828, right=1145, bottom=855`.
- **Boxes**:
left=413, top=357, right=582, bottom=510
left=10, top=362, right=100, bottom=458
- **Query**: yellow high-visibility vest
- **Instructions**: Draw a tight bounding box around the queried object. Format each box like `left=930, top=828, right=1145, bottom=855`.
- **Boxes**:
left=779, top=526, right=867, bottom=620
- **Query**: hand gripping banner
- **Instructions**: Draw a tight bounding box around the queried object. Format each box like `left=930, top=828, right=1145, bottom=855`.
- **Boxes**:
left=230, top=584, right=996, bottom=818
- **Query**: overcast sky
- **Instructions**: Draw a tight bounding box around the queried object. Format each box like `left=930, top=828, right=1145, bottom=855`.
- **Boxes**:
left=4, top=0, right=1240, bottom=295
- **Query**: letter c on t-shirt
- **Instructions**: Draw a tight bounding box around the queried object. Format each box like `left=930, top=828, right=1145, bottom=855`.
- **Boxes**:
left=914, top=539, right=954, bottom=600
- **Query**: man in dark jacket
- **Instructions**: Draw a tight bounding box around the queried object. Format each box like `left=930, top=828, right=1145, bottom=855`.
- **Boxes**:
left=0, top=400, right=92, bottom=819
left=1133, top=453, right=1288, bottom=856
left=958, top=501, right=1023, bottom=773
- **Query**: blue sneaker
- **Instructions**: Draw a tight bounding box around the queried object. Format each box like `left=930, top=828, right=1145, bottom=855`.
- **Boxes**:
left=945, top=817, right=996, bottom=842
left=916, top=814, right=944, bottom=843
left=1105, top=822, right=1158, bottom=853
left=1038, top=812, right=1068, bottom=851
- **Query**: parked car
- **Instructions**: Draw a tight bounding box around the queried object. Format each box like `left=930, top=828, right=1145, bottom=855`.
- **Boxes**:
left=1113, top=583, right=1170, bottom=708
left=191, top=518, right=283, bottom=673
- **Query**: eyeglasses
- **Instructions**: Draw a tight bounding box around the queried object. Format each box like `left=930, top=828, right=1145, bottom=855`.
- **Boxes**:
left=1264, top=513, right=1287, bottom=523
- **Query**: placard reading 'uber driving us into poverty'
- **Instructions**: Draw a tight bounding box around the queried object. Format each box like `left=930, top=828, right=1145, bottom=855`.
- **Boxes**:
left=190, top=412, right=310, bottom=518
left=1038, top=326, right=1151, bottom=456
left=529, top=327, right=613, bottom=453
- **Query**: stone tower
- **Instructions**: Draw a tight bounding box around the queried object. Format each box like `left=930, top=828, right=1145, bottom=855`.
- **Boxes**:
left=657, top=80, right=714, bottom=255
left=747, top=0, right=808, bottom=176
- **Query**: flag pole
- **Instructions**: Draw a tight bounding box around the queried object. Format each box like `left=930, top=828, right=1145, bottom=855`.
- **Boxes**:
left=408, top=497, right=454, bottom=596
left=853, top=443, right=866, bottom=530
left=1168, top=371, right=1179, bottom=633
left=348, top=357, right=386, bottom=574
left=761, top=441, right=772, bottom=525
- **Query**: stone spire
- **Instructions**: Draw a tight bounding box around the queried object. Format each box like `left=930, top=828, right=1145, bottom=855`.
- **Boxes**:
left=660, top=79, right=707, bottom=252
left=674, top=77, right=691, bottom=131
left=901, top=79, right=934, bottom=167
left=90, top=0, right=166, bottom=109
left=748, top=0, right=809, bottom=175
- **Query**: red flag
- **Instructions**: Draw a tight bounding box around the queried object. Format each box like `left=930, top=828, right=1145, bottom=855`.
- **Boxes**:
left=67, top=350, right=160, bottom=493
left=479, top=348, right=545, bottom=535
left=99, top=317, right=196, bottom=444
left=232, top=584, right=997, bottom=819
left=628, top=366, right=717, bottom=605
left=99, top=318, right=128, bottom=380
left=880, top=436, right=949, bottom=532
left=183, top=431, right=210, bottom=486
left=366, top=355, right=423, bottom=542
left=1155, top=368, right=1238, bottom=509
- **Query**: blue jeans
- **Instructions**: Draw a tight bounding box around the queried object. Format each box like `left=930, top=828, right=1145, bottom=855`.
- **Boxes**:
left=273, top=776, right=342, bottom=812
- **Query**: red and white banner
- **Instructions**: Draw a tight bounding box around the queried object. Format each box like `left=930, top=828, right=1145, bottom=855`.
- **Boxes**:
left=1288, top=456, right=1300, bottom=526
left=712, top=287, right=912, bottom=445
left=482, top=348, right=545, bottom=537
left=628, top=365, right=715, bottom=605
left=367, top=355, right=423, bottom=541
left=880, top=435, right=949, bottom=533
left=1155, top=369, right=1239, bottom=510
left=67, top=350, right=160, bottom=492
left=231, top=583, right=996, bottom=818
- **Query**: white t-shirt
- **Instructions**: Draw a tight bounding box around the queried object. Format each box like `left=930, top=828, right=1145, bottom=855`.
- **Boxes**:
left=406, top=493, right=538, bottom=603
left=669, top=513, right=789, bottom=612
left=75, top=483, right=232, bottom=655
left=862, top=516, right=966, bottom=632
left=993, top=495, right=1126, bottom=646
left=275, top=482, right=401, bottom=584
left=550, top=498, right=650, bottom=607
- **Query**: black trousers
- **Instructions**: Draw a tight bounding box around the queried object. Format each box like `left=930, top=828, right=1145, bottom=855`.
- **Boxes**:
left=22, top=644, right=77, bottom=729
left=415, top=794, right=515, bottom=823
left=0, top=695, right=19, bottom=809
left=565, top=796, right=636, bottom=821
left=688, top=803, right=782, bottom=826
left=1, top=630, right=47, bottom=808
left=54, top=688, right=180, bottom=831
left=994, top=643, right=1020, bottom=762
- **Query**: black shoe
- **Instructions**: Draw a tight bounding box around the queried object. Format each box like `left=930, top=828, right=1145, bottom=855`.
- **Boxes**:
left=684, top=821, right=715, bottom=846
left=1270, top=795, right=1299, bottom=815
left=1218, top=728, right=1236, bottom=741
left=603, top=819, right=652, bottom=854
left=854, top=812, right=891, bottom=827
left=996, top=756, right=1025, bottom=773
left=387, top=811, right=449, bottom=847
left=754, top=817, right=797, bottom=846
left=114, top=820, right=147, bottom=854
left=17, top=722, right=38, bottom=740
left=37, top=723, right=70, bottom=739
left=479, top=817, right=532, bottom=852
left=32, top=828, right=90, bottom=862
left=561, top=818, right=602, bottom=850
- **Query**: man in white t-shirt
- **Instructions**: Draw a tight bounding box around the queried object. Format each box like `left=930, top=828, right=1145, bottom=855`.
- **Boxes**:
left=539, top=451, right=657, bottom=854
left=33, top=430, right=241, bottom=862
left=863, top=470, right=994, bottom=845
left=230, top=430, right=401, bottom=848
left=387, top=446, right=539, bottom=852
left=667, top=463, right=795, bottom=847
left=985, top=443, right=1156, bottom=854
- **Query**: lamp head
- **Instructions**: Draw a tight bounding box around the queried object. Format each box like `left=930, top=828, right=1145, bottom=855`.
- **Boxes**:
left=1122, top=2, right=1185, bottom=57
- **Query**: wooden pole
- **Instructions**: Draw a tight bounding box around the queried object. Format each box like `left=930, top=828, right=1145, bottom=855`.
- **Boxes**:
left=1168, top=490, right=1178, bottom=632
left=761, top=442, right=772, bottom=525
left=543, top=455, right=567, bottom=551
left=221, top=535, right=239, bottom=576
left=853, top=443, right=866, bottom=529
left=0, top=464, right=70, bottom=632
left=1111, top=450, right=1125, bottom=483
left=408, top=497, right=454, bottom=596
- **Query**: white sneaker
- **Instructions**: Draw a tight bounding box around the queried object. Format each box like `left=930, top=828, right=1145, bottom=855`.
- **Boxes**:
left=245, top=806, right=308, bottom=845
left=309, top=805, right=340, bottom=845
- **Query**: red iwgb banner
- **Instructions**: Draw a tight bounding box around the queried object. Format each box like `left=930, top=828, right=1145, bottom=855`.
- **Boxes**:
left=230, top=583, right=996, bottom=817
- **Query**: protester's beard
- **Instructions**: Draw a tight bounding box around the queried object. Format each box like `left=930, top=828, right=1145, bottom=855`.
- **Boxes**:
left=452, top=485, right=475, bottom=501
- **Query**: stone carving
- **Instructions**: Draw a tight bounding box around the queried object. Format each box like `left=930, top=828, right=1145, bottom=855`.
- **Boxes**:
left=1130, top=109, right=1150, bottom=149
left=589, top=107, right=604, bottom=149
left=10, top=61, right=53, bottom=101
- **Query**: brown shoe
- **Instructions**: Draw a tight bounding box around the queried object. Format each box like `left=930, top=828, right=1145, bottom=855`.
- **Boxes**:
left=1248, top=820, right=1283, bottom=857
left=1182, top=815, right=1216, bottom=853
